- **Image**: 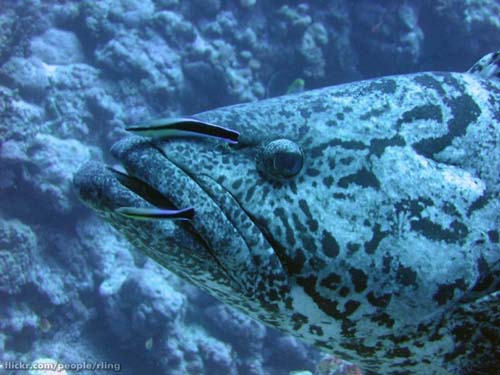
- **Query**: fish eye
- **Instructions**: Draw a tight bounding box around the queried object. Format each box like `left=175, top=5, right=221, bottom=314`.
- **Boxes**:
left=256, top=139, right=304, bottom=180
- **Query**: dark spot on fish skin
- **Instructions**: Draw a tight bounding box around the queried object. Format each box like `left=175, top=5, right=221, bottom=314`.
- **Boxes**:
left=314, top=340, right=333, bottom=350
left=321, top=230, right=339, bottom=258
left=279, top=108, right=294, bottom=118
left=289, top=180, right=298, bottom=195
left=396, top=265, right=418, bottom=287
left=397, top=104, right=443, bottom=128
left=320, top=272, right=341, bottom=290
left=310, top=139, right=365, bottom=158
left=268, top=288, right=279, bottom=302
left=386, top=347, right=412, bottom=359
left=367, top=78, right=397, bottom=94
left=333, top=192, right=347, bottom=200
left=291, top=313, right=309, bottom=331
left=298, top=125, right=308, bottom=138
left=297, top=275, right=344, bottom=320
left=414, top=73, right=446, bottom=97
left=360, top=105, right=388, bottom=121
left=410, top=218, right=468, bottom=244
left=274, top=207, right=296, bottom=247
left=309, top=256, right=326, bottom=271
left=347, top=242, right=360, bottom=254
left=428, top=330, right=443, bottom=342
left=292, top=213, right=307, bottom=234
left=487, top=230, right=499, bottom=243
left=328, top=157, right=336, bottom=169
left=336, top=112, right=345, bottom=121
left=344, top=106, right=353, bottom=113
left=309, top=325, right=324, bottom=336
left=341, top=319, right=356, bottom=338
left=371, top=312, right=395, bottom=328
left=467, top=192, right=490, bottom=215
left=231, top=179, right=243, bottom=190
left=339, top=287, right=350, bottom=297
left=369, top=135, right=406, bottom=157
left=262, top=185, right=270, bottom=200
left=245, top=184, right=256, bottom=201
left=309, top=219, right=319, bottom=232
left=399, top=360, right=419, bottom=368
left=367, top=291, right=391, bottom=308
left=413, top=94, right=481, bottom=158
left=433, top=279, right=467, bottom=305
left=396, top=198, right=434, bottom=217
left=349, top=267, right=368, bottom=293
left=288, top=250, right=306, bottom=275
left=326, top=119, right=337, bottom=127
left=338, top=167, right=380, bottom=189
left=442, top=201, right=459, bottom=216
left=311, top=99, right=327, bottom=113
left=323, top=175, right=334, bottom=187
left=299, top=233, right=316, bottom=253
left=344, top=300, right=360, bottom=316
left=311, top=144, right=327, bottom=158
left=300, top=107, right=312, bottom=118
left=339, top=156, right=353, bottom=165
left=298, top=199, right=313, bottom=221
left=382, top=255, right=393, bottom=273
left=306, top=168, right=321, bottom=177
left=364, top=223, right=388, bottom=254
left=444, top=342, right=467, bottom=362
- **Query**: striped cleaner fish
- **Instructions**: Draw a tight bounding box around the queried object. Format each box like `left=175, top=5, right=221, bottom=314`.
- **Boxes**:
left=74, top=51, right=500, bottom=375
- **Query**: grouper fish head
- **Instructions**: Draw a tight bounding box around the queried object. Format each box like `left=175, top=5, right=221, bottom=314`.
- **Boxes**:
left=74, top=51, right=500, bottom=375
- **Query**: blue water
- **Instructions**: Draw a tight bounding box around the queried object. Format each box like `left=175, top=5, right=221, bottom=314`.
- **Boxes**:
left=0, top=1, right=498, bottom=374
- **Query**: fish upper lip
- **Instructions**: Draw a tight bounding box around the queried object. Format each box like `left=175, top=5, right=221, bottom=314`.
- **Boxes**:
left=74, top=159, right=240, bottom=291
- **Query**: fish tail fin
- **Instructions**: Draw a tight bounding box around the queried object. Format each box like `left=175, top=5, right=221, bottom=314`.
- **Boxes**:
left=467, top=50, right=500, bottom=80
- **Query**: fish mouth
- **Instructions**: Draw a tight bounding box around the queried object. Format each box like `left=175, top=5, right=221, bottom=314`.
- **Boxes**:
left=74, top=136, right=289, bottom=301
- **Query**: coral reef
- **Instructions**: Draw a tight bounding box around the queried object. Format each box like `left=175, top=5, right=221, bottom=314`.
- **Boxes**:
left=0, top=0, right=498, bottom=374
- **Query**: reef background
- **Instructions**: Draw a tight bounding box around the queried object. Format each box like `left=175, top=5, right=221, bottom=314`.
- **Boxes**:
left=0, top=1, right=498, bottom=374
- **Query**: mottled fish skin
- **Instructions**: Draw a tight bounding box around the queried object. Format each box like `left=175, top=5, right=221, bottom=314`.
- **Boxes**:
left=74, top=57, right=500, bottom=374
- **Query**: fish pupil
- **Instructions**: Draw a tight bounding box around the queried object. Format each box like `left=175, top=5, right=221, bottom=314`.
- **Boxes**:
left=274, top=151, right=302, bottom=176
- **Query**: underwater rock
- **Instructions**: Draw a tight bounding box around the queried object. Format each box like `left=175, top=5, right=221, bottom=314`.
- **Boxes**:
left=352, top=1, right=424, bottom=76
left=30, top=28, right=84, bottom=65
left=108, top=0, right=155, bottom=28
left=154, top=11, right=196, bottom=43
left=267, top=335, right=311, bottom=369
left=100, top=268, right=186, bottom=343
left=0, top=57, right=49, bottom=101
left=156, top=0, right=180, bottom=10
left=95, top=33, right=152, bottom=78
left=197, top=336, right=237, bottom=375
left=277, top=4, right=313, bottom=33
left=0, top=218, right=38, bottom=294
left=2, top=1, right=500, bottom=375
left=191, top=0, right=221, bottom=17
left=0, top=87, right=45, bottom=140
left=27, top=134, right=91, bottom=214
left=300, top=23, right=328, bottom=79
left=78, top=0, right=116, bottom=41
left=240, top=0, right=257, bottom=8
left=204, top=304, right=266, bottom=352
